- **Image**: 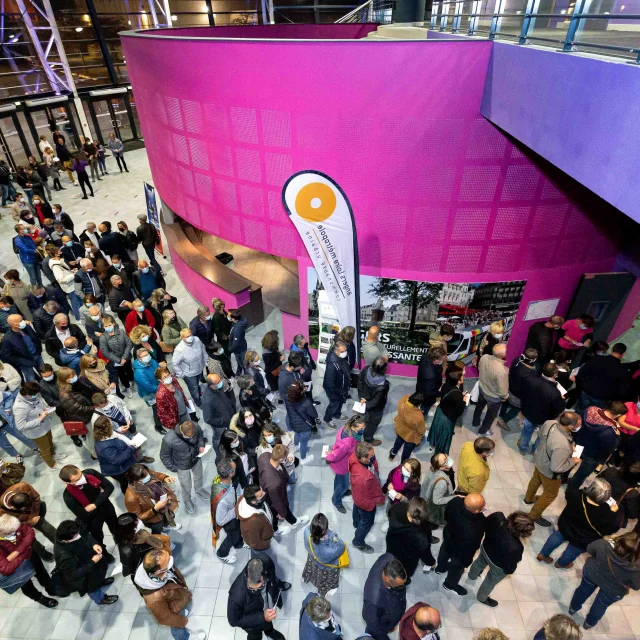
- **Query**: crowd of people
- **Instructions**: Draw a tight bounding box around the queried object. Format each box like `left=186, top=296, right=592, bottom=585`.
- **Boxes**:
left=1, top=142, right=640, bottom=639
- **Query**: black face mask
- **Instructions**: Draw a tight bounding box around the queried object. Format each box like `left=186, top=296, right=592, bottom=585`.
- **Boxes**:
left=59, top=325, right=68, bottom=331
left=89, top=362, right=98, bottom=369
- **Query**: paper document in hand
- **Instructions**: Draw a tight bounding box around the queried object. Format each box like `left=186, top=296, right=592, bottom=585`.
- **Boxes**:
left=322, top=445, right=329, bottom=459
left=556, top=382, right=568, bottom=396
left=129, top=433, right=147, bottom=448
left=352, top=401, right=366, bottom=414
left=186, top=399, right=196, bottom=413
left=574, top=445, right=584, bottom=459
left=197, top=444, right=212, bottom=458
left=570, top=367, right=581, bottom=378
left=303, top=382, right=312, bottom=391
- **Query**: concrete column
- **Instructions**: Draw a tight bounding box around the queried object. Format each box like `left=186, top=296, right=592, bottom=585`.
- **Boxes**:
left=393, top=0, right=427, bottom=23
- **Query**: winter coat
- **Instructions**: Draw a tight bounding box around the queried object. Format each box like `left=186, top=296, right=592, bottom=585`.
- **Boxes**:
left=189, top=317, right=214, bottom=348
left=133, top=358, right=160, bottom=398
left=326, top=427, right=358, bottom=476
left=322, top=350, right=351, bottom=398
left=54, top=531, right=108, bottom=596
left=45, top=323, right=87, bottom=364
left=386, top=501, right=434, bottom=576
left=0, top=523, right=34, bottom=576
left=95, top=436, right=137, bottom=476
left=393, top=394, right=426, bottom=445
left=62, top=469, right=115, bottom=525
left=201, top=384, right=236, bottom=428
left=159, top=425, right=205, bottom=471
left=124, top=469, right=178, bottom=524
left=14, top=234, right=38, bottom=265
left=172, top=337, right=207, bottom=378
left=81, top=360, right=111, bottom=393
left=348, top=451, right=385, bottom=512
left=32, top=308, right=55, bottom=339
left=38, top=378, right=59, bottom=408
left=508, top=355, right=538, bottom=401
left=583, top=538, right=640, bottom=598
left=136, top=221, right=158, bottom=247
left=235, top=495, right=273, bottom=550
left=60, top=344, right=92, bottom=373
left=119, top=530, right=169, bottom=579
left=211, top=311, right=231, bottom=346
left=303, top=526, right=344, bottom=570
left=227, top=558, right=279, bottom=630
left=0, top=482, right=41, bottom=523
left=135, top=564, right=191, bottom=628
left=59, top=388, right=94, bottom=423
left=286, top=397, right=317, bottom=433
left=228, top=317, right=248, bottom=355
left=415, top=356, right=442, bottom=406
left=156, top=380, right=190, bottom=429
left=257, top=452, right=289, bottom=518
left=0, top=326, right=42, bottom=369
left=99, top=325, right=132, bottom=362
left=261, top=350, right=282, bottom=391
left=13, top=393, right=53, bottom=439
left=358, top=366, right=390, bottom=412
left=49, top=258, right=76, bottom=294
left=125, top=309, right=156, bottom=336
left=574, top=407, right=622, bottom=463
left=300, top=592, right=343, bottom=640
left=98, top=231, right=129, bottom=259
left=457, top=440, right=491, bottom=494
left=521, top=375, right=566, bottom=426
left=0, top=364, right=21, bottom=393
left=442, top=496, right=486, bottom=566
left=161, top=318, right=187, bottom=348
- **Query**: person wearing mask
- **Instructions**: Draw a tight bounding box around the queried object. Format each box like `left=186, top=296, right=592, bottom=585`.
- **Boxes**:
left=57, top=365, right=95, bottom=450
left=619, top=393, right=640, bottom=437
left=79, top=221, right=100, bottom=247
left=302, top=512, right=345, bottom=597
left=124, top=463, right=180, bottom=534
left=3, top=271, right=32, bottom=320
left=237, top=373, right=273, bottom=417
left=496, top=348, right=539, bottom=431
left=219, top=429, right=251, bottom=488
left=381, top=458, right=423, bottom=532
left=206, top=340, right=234, bottom=383
left=58, top=464, right=118, bottom=560
left=107, top=273, right=135, bottom=324
left=416, top=345, right=446, bottom=417
left=228, top=309, right=248, bottom=376
left=362, top=325, right=389, bottom=366
left=235, top=484, right=274, bottom=556
left=398, top=603, right=441, bottom=640
left=259, top=330, right=282, bottom=396
left=131, top=324, right=166, bottom=365
left=558, top=314, right=595, bottom=358
left=148, top=288, right=178, bottom=328
left=430, top=323, right=455, bottom=354
left=115, top=220, right=138, bottom=261
left=189, top=305, right=215, bottom=351
left=358, top=356, right=390, bottom=446
left=300, top=594, right=343, bottom=640
left=322, top=340, right=351, bottom=430
left=349, top=441, right=385, bottom=553
left=54, top=519, right=118, bottom=605
left=256, top=423, right=296, bottom=482
left=477, top=321, right=505, bottom=360
left=125, top=299, right=157, bottom=337
left=211, top=458, right=244, bottom=564
left=93, top=416, right=138, bottom=493
left=518, top=362, right=567, bottom=455
left=99, top=314, right=134, bottom=395
left=277, top=350, right=305, bottom=405
left=457, top=436, right=495, bottom=495
left=362, top=554, right=408, bottom=640
left=136, top=213, right=162, bottom=271
left=24, top=166, right=47, bottom=201
left=326, top=415, right=365, bottom=513
left=524, top=411, right=583, bottom=527
left=172, top=328, right=207, bottom=409
left=133, top=259, right=164, bottom=303
left=54, top=134, right=75, bottom=184
left=73, top=258, right=105, bottom=305
left=201, top=372, right=236, bottom=452
left=59, top=335, right=93, bottom=374
left=48, top=247, right=82, bottom=319
left=13, top=381, right=65, bottom=470
left=9, top=192, right=29, bottom=222
left=0, top=514, right=57, bottom=608
left=14, top=166, right=34, bottom=206
left=211, top=297, right=232, bottom=352
left=60, top=234, right=84, bottom=269
left=132, top=347, right=167, bottom=434
left=135, top=548, right=206, bottom=640
left=386, top=497, right=437, bottom=580
left=468, top=510, right=535, bottom=607
left=435, top=493, right=487, bottom=596
left=526, top=315, right=564, bottom=365
left=155, top=367, right=195, bottom=431
left=161, top=308, right=187, bottom=352
left=285, top=380, right=317, bottom=464
left=571, top=400, right=626, bottom=488
left=32, top=298, right=58, bottom=339
left=423, top=453, right=456, bottom=528
left=426, top=369, right=468, bottom=455
left=98, top=221, right=129, bottom=260
left=538, top=478, right=620, bottom=568
left=569, top=531, right=640, bottom=630
left=160, top=420, right=208, bottom=515
left=0, top=313, right=43, bottom=381
left=473, top=343, right=509, bottom=436
left=0, top=296, right=20, bottom=334
left=13, top=223, right=42, bottom=287
left=227, top=557, right=286, bottom=640
left=576, top=342, right=629, bottom=413
left=44, top=312, right=87, bottom=365
left=109, top=133, right=128, bottom=173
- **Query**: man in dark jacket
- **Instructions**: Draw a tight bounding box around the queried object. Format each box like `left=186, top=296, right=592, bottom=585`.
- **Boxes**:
left=358, top=356, right=390, bottom=446
left=32, top=299, right=58, bottom=339
left=189, top=305, right=215, bottom=349
left=435, top=493, right=486, bottom=596
left=386, top=497, right=436, bottom=579
left=136, top=213, right=162, bottom=272
left=98, top=221, right=130, bottom=261
left=58, top=465, right=118, bottom=561
left=79, top=222, right=100, bottom=247
left=577, top=342, right=630, bottom=412
left=27, top=285, right=68, bottom=315
left=106, top=254, right=138, bottom=293
left=468, top=511, right=534, bottom=607
left=322, top=340, right=351, bottom=429
left=0, top=313, right=44, bottom=381
left=497, top=348, right=538, bottom=431
left=415, top=346, right=445, bottom=415
left=277, top=351, right=306, bottom=401
left=526, top=315, right=564, bottom=364
left=132, top=260, right=165, bottom=302
left=60, top=235, right=84, bottom=268
left=108, top=273, right=136, bottom=323
left=228, top=309, right=248, bottom=376
left=227, top=557, right=286, bottom=640
left=518, top=362, right=566, bottom=455
left=363, top=553, right=408, bottom=640
left=73, top=258, right=106, bottom=303
left=201, top=372, right=237, bottom=455
left=257, top=445, right=309, bottom=536
left=159, top=420, right=208, bottom=515
left=54, top=519, right=118, bottom=605
left=299, top=593, right=343, bottom=640
left=44, top=312, right=87, bottom=365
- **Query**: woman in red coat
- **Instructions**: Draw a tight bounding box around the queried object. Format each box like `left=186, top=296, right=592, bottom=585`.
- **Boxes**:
left=0, top=514, right=57, bottom=606
left=154, top=366, right=194, bottom=430
left=125, top=299, right=158, bottom=338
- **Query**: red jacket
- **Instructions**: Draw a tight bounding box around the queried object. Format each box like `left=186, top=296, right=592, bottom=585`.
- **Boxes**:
left=399, top=602, right=428, bottom=640
left=125, top=308, right=157, bottom=336
left=156, top=380, right=189, bottom=429
left=348, top=451, right=385, bottom=512
left=0, top=523, right=35, bottom=575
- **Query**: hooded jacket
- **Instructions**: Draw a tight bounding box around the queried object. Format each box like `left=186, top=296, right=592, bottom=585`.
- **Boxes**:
left=159, top=424, right=205, bottom=471
left=348, top=451, right=385, bottom=512
left=394, top=394, right=426, bottom=445
left=583, top=538, right=640, bottom=598
left=133, top=358, right=160, bottom=398
left=358, top=366, right=390, bottom=413
left=94, top=436, right=137, bottom=476
left=574, top=406, right=622, bottom=463
left=322, top=349, right=351, bottom=398
left=235, top=495, right=273, bottom=550
left=0, top=482, right=41, bottom=523
left=326, top=426, right=359, bottom=476
left=385, top=501, right=435, bottom=576
left=134, top=562, right=191, bottom=628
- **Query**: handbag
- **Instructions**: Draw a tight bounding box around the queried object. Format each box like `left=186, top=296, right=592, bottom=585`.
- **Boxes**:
left=63, top=421, right=88, bottom=436
left=0, top=559, right=35, bottom=594
left=0, top=461, right=25, bottom=486
left=308, top=535, right=350, bottom=569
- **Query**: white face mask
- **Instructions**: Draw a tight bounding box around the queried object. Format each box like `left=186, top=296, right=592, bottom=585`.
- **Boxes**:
left=401, top=469, right=411, bottom=480
left=495, top=333, right=503, bottom=340
left=73, top=474, right=87, bottom=486
left=18, top=320, right=27, bottom=330
left=141, top=335, right=149, bottom=342
left=43, top=374, right=55, bottom=382
left=231, top=440, right=240, bottom=449
left=90, top=315, right=100, bottom=321
left=573, top=426, right=582, bottom=433
left=184, top=336, right=194, bottom=344
left=245, top=417, right=255, bottom=426
left=446, top=456, right=454, bottom=468
left=69, top=376, right=78, bottom=384
left=162, top=376, right=173, bottom=385
left=338, top=351, right=348, bottom=359
left=66, top=348, right=78, bottom=354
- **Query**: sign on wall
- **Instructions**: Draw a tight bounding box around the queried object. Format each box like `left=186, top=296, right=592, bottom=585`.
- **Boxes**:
left=144, top=182, right=165, bottom=257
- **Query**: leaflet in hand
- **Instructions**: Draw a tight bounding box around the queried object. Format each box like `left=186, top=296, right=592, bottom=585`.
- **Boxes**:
left=570, top=367, right=581, bottom=378
left=574, top=445, right=584, bottom=459
left=556, top=382, right=568, bottom=396
left=321, top=445, right=330, bottom=459
left=352, top=401, right=366, bottom=414
left=303, top=382, right=312, bottom=391
left=186, top=399, right=196, bottom=413
left=197, top=444, right=212, bottom=458
left=44, top=406, right=56, bottom=414
left=129, top=433, right=147, bottom=448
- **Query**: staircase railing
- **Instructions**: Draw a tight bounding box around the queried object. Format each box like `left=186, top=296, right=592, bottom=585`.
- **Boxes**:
left=335, top=0, right=394, bottom=24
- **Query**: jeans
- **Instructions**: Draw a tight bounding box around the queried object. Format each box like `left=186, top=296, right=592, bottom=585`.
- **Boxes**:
left=436, top=543, right=467, bottom=588
left=332, top=473, right=350, bottom=508
left=19, top=356, right=44, bottom=383
left=97, top=156, right=107, bottom=173
left=0, top=419, right=37, bottom=457
left=209, top=424, right=226, bottom=457
left=143, top=244, right=160, bottom=271
left=390, top=435, right=418, bottom=462
left=569, top=456, right=599, bottom=489
left=23, top=262, right=43, bottom=287
left=294, top=430, right=311, bottom=459
left=87, top=583, right=110, bottom=604
left=169, top=608, right=190, bottom=640
left=1, top=182, right=16, bottom=206
left=472, top=390, right=502, bottom=434
left=570, top=573, right=623, bottom=627
left=469, top=546, right=507, bottom=601
left=233, top=351, right=246, bottom=376
left=217, top=518, right=244, bottom=558
left=519, top=417, right=539, bottom=454
left=324, top=391, right=345, bottom=423
left=177, top=459, right=204, bottom=503
left=578, top=391, right=607, bottom=416
left=540, top=529, right=584, bottom=566
left=68, top=290, right=83, bottom=320
left=182, top=374, right=202, bottom=408
left=352, top=505, right=375, bottom=547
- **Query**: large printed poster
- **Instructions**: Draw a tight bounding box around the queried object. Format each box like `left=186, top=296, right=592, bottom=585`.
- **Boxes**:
left=143, top=182, right=165, bottom=257
left=308, top=268, right=526, bottom=365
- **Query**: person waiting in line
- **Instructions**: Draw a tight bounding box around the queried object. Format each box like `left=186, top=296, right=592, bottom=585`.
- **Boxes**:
left=133, top=259, right=164, bottom=303
left=189, top=305, right=215, bottom=350
left=398, top=603, right=442, bottom=640
left=558, top=314, right=595, bottom=363
left=362, top=325, right=388, bottom=367
left=108, top=133, right=128, bottom=172
left=211, top=298, right=231, bottom=353
left=427, top=369, right=468, bottom=455
left=245, top=350, right=271, bottom=398
left=0, top=296, right=20, bottom=335
left=526, top=315, right=564, bottom=365
left=358, top=355, right=390, bottom=446
left=285, top=380, right=317, bottom=465
left=79, top=353, right=116, bottom=398
left=533, top=614, right=582, bottom=640
left=116, top=221, right=138, bottom=261
left=619, top=393, right=640, bottom=437
left=130, top=324, right=166, bottom=364
left=496, top=347, right=538, bottom=432
left=206, top=341, right=234, bottom=385
left=57, top=365, right=95, bottom=450
left=477, top=321, right=504, bottom=359
left=44, top=311, right=87, bottom=365
left=468, top=510, right=535, bottom=608
left=201, top=372, right=237, bottom=453
left=381, top=458, right=422, bottom=534
left=473, top=343, right=509, bottom=436
left=100, top=314, right=135, bottom=396
left=260, top=329, right=284, bottom=398
left=322, top=340, right=351, bottom=430
left=227, top=308, right=248, bottom=376
left=132, top=347, right=167, bottom=434
left=93, top=415, right=138, bottom=493
left=3, top=271, right=33, bottom=320
left=300, top=594, right=343, bottom=640
left=59, top=335, right=93, bottom=374
left=256, top=422, right=297, bottom=483
left=334, top=325, right=357, bottom=371
left=219, top=429, right=250, bottom=488
left=290, top=332, right=319, bottom=403
left=82, top=302, right=104, bottom=343
left=155, top=366, right=196, bottom=431
left=172, top=328, right=207, bottom=409
left=415, top=346, right=446, bottom=417
left=211, top=458, right=245, bottom=565
left=148, top=288, right=178, bottom=330
left=125, top=299, right=157, bottom=337
left=237, top=373, right=273, bottom=417
left=160, top=308, right=187, bottom=353
left=457, top=436, right=495, bottom=495
left=423, top=453, right=456, bottom=528
left=537, top=478, right=620, bottom=569
left=576, top=342, right=629, bottom=413
left=0, top=313, right=44, bottom=381
left=326, top=415, right=365, bottom=514
left=302, top=512, right=345, bottom=597
left=107, top=273, right=135, bottom=324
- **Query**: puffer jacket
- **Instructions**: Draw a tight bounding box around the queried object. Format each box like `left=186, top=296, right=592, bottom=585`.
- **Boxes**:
left=235, top=495, right=273, bottom=550
left=49, top=257, right=76, bottom=294
left=159, top=425, right=205, bottom=471
left=0, top=523, right=34, bottom=576
left=95, top=436, right=137, bottom=476
left=59, top=388, right=94, bottom=423
left=124, top=469, right=178, bottom=524
left=348, top=451, right=385, bottom=512
left=393, top=394, right=426, bottom=445
left=99, top=325, right=132, bottom=362
left=0, top=364, right=22, bottom=393
left=13, top=393, right=53, bottom=439
left=326, top=426, right=358, bottom=475
left=133, top=358, right=159, bottom=398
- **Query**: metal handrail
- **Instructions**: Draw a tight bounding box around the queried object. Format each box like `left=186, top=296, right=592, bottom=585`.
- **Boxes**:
left=335, top=0, right=372, bottom=23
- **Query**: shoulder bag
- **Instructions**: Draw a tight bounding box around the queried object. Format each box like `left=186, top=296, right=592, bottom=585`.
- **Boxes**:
left=308, top=535, right=350, bottom=569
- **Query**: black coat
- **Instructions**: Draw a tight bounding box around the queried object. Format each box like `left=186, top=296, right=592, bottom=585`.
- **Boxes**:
left=415, top=356, right=442, bottom=406
left=32, top=307, right=55, bottom=338
left=62, top=469, right=116, bottom=527
left=577, top=355, right=629, bottom=402
left=45, top=323, right=87, bottom=364
left=482, top=512, right=524, bottom=575
left=189, top=317, right=214, bottom=349
left=286, top=397, right=318, bottom=434
left=54, top=531, right=108, bottom=596
left=228, top=318, right=248, bottom=355
left=99, top=231, right=130, bottom=260
left=442, top=496, right=486, bottom=566
left=526, top=321, right=558, bottom=364
left=0, top=326, right=42, bottom=369
left=520, top=375, right=566, bottom=426
left=358, top=366, right=390, bottom=413
left=61, top=242, right=85, bottom=266
left=79, top=230, right=100, bottom=246
left=508, top=356, right=538, bottom=400
left=201, top=384, right=237, bottom=429
left=322, top=350, right=351, bottom=398
left=262, top=351, right=282, bottom=392
left=385, top=502, right=434, bottom=577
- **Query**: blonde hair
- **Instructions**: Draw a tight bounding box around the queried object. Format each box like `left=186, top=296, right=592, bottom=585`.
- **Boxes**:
left=179, top=328, right=191, bottom=339
left=489, top=321, right=504, bottom=336
left=245, top=350, right=259, bottom=367
left=79, top=354, right=97, bottom=378
left=162, top=309, right=176, bottom=326
left=475, top=630, right=509, bottom=640
left=149, top=288, right=166, bottom=307
left=0, top=514, right=20, bottom=537
left=130, top=325, right=152, bottom=345
left=56, top=366, right=76, bottom=391
left=543, top=615, right=582, bottom=640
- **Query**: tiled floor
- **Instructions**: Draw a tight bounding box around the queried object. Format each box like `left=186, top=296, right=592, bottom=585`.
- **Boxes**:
left=1, top=150, right=639, bottom=639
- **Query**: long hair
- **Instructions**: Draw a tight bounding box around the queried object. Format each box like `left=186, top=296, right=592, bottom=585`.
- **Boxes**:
left=310, top=513, right=329, bottom=545
left=219, top=429, right=242, bottom=456
left=402, top=458, right=422, bottom=484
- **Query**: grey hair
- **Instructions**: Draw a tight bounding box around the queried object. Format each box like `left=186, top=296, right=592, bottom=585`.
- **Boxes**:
left=216, top=458, right=234, bottom=479
left=334, top=340, right=347, bottom=351
left=306, top=595, right=331, bottom=623
left=79, top=258, right=93, bottom=269
left=583, top=477, right=611, bottom=505
left=43, top=300, right=58, bottom=312
left=293, top=334, right=306, bottom=346
left=53, top=312, right=68, bottom=325
left=110, top=274, right=122, bottom=284
left=236, top=374, right=253, bottom=390
left=246, top=559, right=263, bottom=586
left=196, top=305, right=209, bottom=318
left=543, top=614, right=583, bottom=640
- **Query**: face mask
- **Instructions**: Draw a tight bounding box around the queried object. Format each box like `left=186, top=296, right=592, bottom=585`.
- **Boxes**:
left=231, top=440, right=240, bottom=449
left=18, top=320, right=26, bottom=330
left=265, top=435, right=275, bottom=444
left=252, top=361, right=260, bottom=367
left=33, top=200, right=40, bottom=205
left=67, top=348, right=78, bottom=354
left=353, top=431, right=363, bottom=441
left=73, top=474, right=87, bottom=486
left=26, top=395, right=37, bottom=401
left=184, top=336, right=194, bottom=344
left=135, top=519, right=144, bottom=533
left=141, top=355, right=151, bottom=363
left=88, top=361, right=98, bottom=369
left=245, top=417, right=255, bottom=426
left=35, top=294, right=43, bottom=299
left=90, top=314, right=100, bottom=321
left=315, top=615, right=334, bottom=630
left=65, top=241, right=73, bottom=247
left=2, top=533, right=17, bottom=542
left=142, top=267, right=149, bottom=274
left=572, top=426, right=582, bottom=433
left=118, top=228, right=125, bottom=234
left=69, top=376, right=78, bottom=384
left=113, top=263, right=122, bottom=270
left=165, top=556, right=174, bottom=571
left=370, top=454, right=376, bottom=465
left=137, top=306, right=145, bottom=313
left=162, top=376, right=173, bottom=385
left=338, top=351, right=348, bottom=359
left=105, top=326, right=115, bottom=333
left=141, top=475, right=151, bottom=484
left=43, top=374, right=54, bottom=382
left=217, top=348, right=224, bottom=355
left=141, top=335, right=149, bottom=342
left=85, top=248, right=92, bottom=254
left=495, top=333, right=503, bottom=340
left=401, top=468, right=411, bottom=480
left=205, top=315, right=212, bottom=321
left=487, top=451, right=494, bottom=457
left=216, top=382, right=223, bottom=389
left=85, top=301, right=93, bottom=308
left=446, top=456, right=454, bottom=468
left=59, top=324, right=68, bottom=331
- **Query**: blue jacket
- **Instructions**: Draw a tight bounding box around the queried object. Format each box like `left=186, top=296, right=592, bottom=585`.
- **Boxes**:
left=303, top=527, right=344, bottom=569
left=228, top=317, right=248, bottom=354
left=95, top=437, right=137, bottom=476
left=0, top=305, right=19, bottom=333
left=14, top=234, right=38, bottom=264
left=59, top=344, right=91, bottom=373
left=189, top=317, right=214, bottom=347
left=132, top=358, right=159, bottom=398
left=0, top=326, right=42, bottom=369
left=286, top=397, right=318, bottom=434
left=278, top=367, right=303, bottom=399
left=74, top=269, right=105, bottom=298
left=299, top=592, right=343, bottom=639
left=322, top=350, right=351, bottom=398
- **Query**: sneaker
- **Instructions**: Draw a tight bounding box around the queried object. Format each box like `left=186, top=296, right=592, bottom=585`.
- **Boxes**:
left=388, top=450, right=396, bottom=461
left=190, top=632, right=207, bottom=640
left=217, top=553, right=237, bottom=564
left=74, top=181, right=79, bottom=185
left=484, top=430, right=494, bottom=437
left=325, top=588, right=338, bottom=597
left=299, top=455, right=315, bottom=465
left=352, top=542, right=374, bottom=553
left=196, top=490, right=210, bottom=500
left=496, top=417, right=510, bottom=431
left=184, top=501, right=195, bottom=514
left=335, top=504, right=346, bottom=514
left=442, top=584, right=467, bottom=596
left=165, top=522, right=183, bottom=531
left=15, top=454, right=24, bottom=464
left=275, top=524, right=292, bottom=536
left=98, top=595, right=119, bottom=605
left=423, top=564, right=435, bottom=573
left=52, top=453, right=67, bottom=461
left=326, top=421, right=337, bottom=430
left=479, top=597, right=498, bottom=607
left=292, top=515, right=309, bottom=528
left=534, top=517, right=552, bottom=527
left=381, top=521, right=389, bottom=533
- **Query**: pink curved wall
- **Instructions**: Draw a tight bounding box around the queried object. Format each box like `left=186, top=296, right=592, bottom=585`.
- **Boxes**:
left=122, top=28, right=629, bottom=363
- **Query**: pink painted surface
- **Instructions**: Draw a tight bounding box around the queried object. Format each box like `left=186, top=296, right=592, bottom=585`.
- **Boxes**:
left=281, top=311, right=303, bottom=350
left=143, top=24, right=379, bottom=39
left=122, top=29, right=628, bottom=372
left=609, top=278, right=640, bottom=341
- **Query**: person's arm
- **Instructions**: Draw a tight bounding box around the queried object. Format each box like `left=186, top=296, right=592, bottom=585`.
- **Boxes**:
left=90, top=470, right=114, bottom=507
left=14, top=404, right=45, bottom=433
left=122, top=337, right=133, bottom=361
left=172, top=348, right=184, bottom=378
left=362, top=602, right=392, bottom=640
left=63, top=490, right=91, bottom=522
left=325, top=438, right=349, bottom=463
left=0, top=526, right=35, bottom=574
left=619, top=414, right=640, bottom=434
left=147, top=593, right=188, bottom=628
left=159, top=439, right=178, bottom=472
left=431, top=478, right=455, bottom=505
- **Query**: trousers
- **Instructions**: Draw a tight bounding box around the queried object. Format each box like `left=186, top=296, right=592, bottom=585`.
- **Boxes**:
left=468, top=546, right=508, bottom=601
left=473, top=390, right=502, bottom=434
left=436, top=543, right=468, bottom=588
left=539, top=529, right=584, bottom=567
left=331, top=473, right=350, bottom=508
left=32, top=431, right=55, bottom=468
left=323, top=391, right=345, bottom=423
left=569, top=573, right=623, bottom=627
left=0, top=420, right=37, bottom=457
left=177, top=459, right=204, bottom=503
left=363, top=409, right=384, bottom=442
left=352, top=505, right=375, bottom=547
left=390, top=435, right=418, bottom=462
left=217, top=519, right=244, bottom=558
left=525, top=467, right=562, bottom=520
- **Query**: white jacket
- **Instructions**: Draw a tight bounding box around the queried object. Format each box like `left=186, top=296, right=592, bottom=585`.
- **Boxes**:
left=0, top=363, right=22, bottom=392
left=172, top=337, right=207, bottom=378
left=50, top=258, right=76, bottom=294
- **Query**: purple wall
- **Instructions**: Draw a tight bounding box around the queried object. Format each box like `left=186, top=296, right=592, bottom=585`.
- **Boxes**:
left=481, top=42, right=640, bottom=225
left=122, top=28, right=630, bottom=371
left=143, top=24, right=379, bottom=39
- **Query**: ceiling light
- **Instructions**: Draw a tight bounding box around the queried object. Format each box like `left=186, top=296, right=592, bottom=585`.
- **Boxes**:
left=171, top=15, right=178, bottom=21
left=75, top=27, right=83, bottom=32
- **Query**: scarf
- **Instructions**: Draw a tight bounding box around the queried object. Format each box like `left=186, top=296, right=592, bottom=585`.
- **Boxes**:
left=389, top=466, right=411, bottom=495
left=366, top=367, right=386, bottom=387
left=65, top=473, right=102, bottom=507
left=210, top=477, right=230, bottom=547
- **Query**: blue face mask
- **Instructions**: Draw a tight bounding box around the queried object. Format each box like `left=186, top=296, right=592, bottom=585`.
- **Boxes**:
left=353, top=431, right=363, bottom=441
left=65, top=241, right=73, bottom=247
left=141, top=475, right=151, bottom=484
left=217, top=382, right=223, bottom=389
left=137, top=305, right=145, bottom=312
left=142, top=267, right=149, bottom=274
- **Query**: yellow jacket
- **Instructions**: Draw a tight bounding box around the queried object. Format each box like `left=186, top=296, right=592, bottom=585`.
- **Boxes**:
left=457, top=441, right=490, bottom=494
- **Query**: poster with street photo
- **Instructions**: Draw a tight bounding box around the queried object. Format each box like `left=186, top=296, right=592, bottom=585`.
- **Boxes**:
left=308, top=267, right=526, bottom=365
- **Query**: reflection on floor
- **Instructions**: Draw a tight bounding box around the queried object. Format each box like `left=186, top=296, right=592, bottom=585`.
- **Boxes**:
left=201, top=233, right=300, bottom=316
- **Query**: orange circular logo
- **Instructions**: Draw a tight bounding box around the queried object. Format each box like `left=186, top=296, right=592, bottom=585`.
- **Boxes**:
left=294, top=182, right=336, bottom=223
